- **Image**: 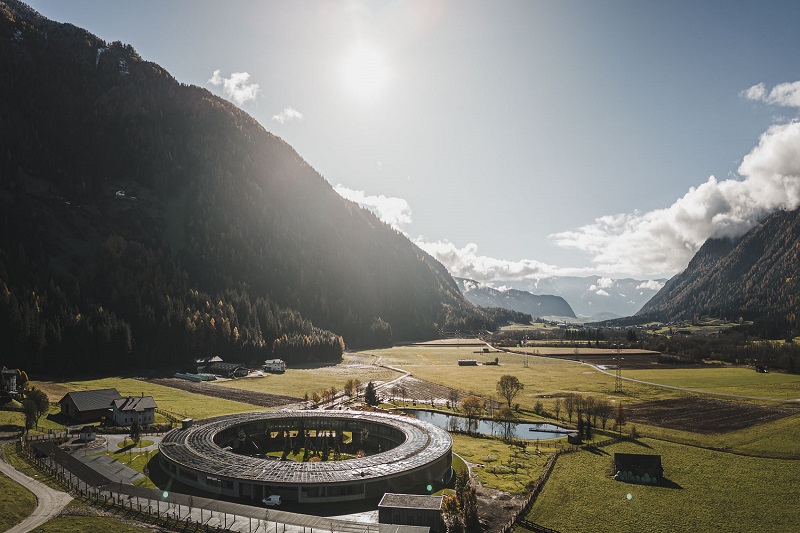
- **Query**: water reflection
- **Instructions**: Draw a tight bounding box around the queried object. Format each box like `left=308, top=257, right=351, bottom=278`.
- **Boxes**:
left=402, top=410, right=570, bottom=440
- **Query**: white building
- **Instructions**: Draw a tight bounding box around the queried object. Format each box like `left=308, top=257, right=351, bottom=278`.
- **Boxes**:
left=110, top=395, right=157, bottom=426
left=262, top=359, right=286, bottom=373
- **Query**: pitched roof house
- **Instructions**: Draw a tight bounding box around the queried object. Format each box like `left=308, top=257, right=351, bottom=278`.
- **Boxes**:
left=58, top=388, right=122, bottom=422
left=110, top=395, right=157, bottom=426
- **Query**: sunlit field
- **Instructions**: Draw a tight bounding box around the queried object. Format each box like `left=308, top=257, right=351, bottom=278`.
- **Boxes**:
left=36, top=377, right=257, bottom=420
left=214, top=359, right=401, bottom=399
left=525, top=438, right=800, bottom=533
left=624, top=367, right=800, bottom=400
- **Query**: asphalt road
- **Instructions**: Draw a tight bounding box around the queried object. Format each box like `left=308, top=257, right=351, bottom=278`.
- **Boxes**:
left=0, top=451, right=73, bottom=533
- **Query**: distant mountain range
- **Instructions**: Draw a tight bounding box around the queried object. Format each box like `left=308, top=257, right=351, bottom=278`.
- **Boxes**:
left=638, top=207, right=800, bottom=338
left=455, top=278, right=576, bottom=319
left=0, top=1, right=495, bottom=372
left=480, top=276, right=666, bottom=319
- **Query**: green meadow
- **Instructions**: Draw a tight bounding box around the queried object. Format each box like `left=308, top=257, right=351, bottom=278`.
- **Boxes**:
left=525, top=438, right=800, bottom=533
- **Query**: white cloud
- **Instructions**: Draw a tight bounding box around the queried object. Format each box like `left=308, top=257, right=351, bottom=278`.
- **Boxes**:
left=595, top=289, right=610, bottom=297
left=208, top=70, right=260, bottom=106
left=596, top=277, right=614, bottom=289
left=414, top=240, right=591, bottom=282
left=334, top=185, right=412, bottom=230
left=636, top=280, right=666, bottom=291
left=551, top=120, right=800, bottom=277
left=742, top=81, right=800, bottom=108
left=272, top=107, right=303, bottom=124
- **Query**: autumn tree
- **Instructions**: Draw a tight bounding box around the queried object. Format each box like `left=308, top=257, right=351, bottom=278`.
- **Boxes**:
left=344, top=379, right=354, bottom=398
left=496, top=374, right=524, bottom=408
left=26, top=388, right=49, bottom=427
left=460, top=395, right=483, bottom=433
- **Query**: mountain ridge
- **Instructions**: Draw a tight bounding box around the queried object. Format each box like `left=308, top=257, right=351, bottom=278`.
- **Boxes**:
left=455, top=278, right=576, bottom=318
left=638, top=207, right=800, bottom=338
left=0, top=0, right=492, bottom=372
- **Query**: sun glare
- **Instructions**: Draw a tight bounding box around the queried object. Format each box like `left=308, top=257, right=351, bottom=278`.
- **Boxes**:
left=341, top=42, right=390, bottom=101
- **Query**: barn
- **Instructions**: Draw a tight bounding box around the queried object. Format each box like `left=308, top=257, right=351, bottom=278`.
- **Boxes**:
left=58, top=388, right=122, bottom=422
left=613, top=453, right=663, bottom=484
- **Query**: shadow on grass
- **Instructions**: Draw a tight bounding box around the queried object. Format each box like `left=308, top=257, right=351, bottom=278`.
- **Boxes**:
left=584, top=446, right=610, bottom=456
left=46, top=412, right=73, bottom=426
left=658, top=477, right=683, bottom=490
left=626, top=438, right=652, bottom=449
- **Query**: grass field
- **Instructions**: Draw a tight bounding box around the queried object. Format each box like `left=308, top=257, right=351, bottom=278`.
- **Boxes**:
left=213, top=360, right=400, bottom=399
left=32, top=501, right=155, bottom=533
left=624, top=367, right=800, bottom=400
left=362, top=346, right=684, bottom=408
left=35, top=377, right=259, bottom=420
left=450, top=433, right=553, bottom=494
left=0, top=404, right=67, bottom=435
left=526, top=438, right=800, bottom=533
left=0, top=472, right=36, bottom=532
left=355, top=346, right=800, bottom=458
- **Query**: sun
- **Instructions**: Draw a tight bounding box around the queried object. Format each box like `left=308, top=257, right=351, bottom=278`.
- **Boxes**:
left=341, top=42, right=390, bottom=101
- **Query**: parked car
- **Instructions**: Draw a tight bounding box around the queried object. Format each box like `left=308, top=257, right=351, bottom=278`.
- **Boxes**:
left=262, top=495, right=282, bottom=507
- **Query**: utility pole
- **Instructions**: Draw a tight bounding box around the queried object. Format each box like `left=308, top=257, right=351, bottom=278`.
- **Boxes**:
left=614, top=346, right=623, bottom=393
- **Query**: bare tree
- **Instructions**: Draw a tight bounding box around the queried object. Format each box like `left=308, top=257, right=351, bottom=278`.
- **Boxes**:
left=554, top=398, right=562, bottom=420
left=564, top=394, right=575, bottom=423
left=448, top=389, right=460, bottom=410
left=597, top=400, right=613, bottom=430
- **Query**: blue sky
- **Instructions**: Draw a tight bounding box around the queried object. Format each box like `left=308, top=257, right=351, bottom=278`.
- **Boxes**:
left=27, top=0, right=800, bottom=282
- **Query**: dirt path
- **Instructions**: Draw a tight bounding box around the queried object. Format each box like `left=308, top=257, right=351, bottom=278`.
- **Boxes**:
left=0, top=453, right=73, bottom=532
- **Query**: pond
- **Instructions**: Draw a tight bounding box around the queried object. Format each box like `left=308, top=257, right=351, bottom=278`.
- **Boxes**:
left=401, top=409, right=570, bottom=440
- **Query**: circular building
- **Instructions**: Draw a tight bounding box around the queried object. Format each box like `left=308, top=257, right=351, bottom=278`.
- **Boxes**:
left=158, top=410, right=453, bottom=503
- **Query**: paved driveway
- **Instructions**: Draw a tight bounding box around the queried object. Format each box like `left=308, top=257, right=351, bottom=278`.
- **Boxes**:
left=0, top=453, right=73, bottom=532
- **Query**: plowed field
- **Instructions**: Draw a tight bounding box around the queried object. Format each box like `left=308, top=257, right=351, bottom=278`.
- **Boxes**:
left=626, top=397, right=799, bottom=434
left=146, top=378, right=301, bottom=408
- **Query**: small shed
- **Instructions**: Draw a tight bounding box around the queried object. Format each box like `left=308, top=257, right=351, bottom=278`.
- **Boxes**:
left=79, top=425, right=97, bottom=442
left=567, top=432, right=581, bottom=445
left=614, top=453, right=663, bottom=483
left=457, top=360, right=477, bottom=366
left=379, top=493, right=443, bottom=532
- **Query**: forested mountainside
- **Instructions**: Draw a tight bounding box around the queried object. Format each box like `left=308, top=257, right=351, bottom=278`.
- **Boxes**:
left=455, top=278, right=576, bottom=318
left=0, top=1, right=493, bottom=372
left=638, top=207, right=800, bottom=338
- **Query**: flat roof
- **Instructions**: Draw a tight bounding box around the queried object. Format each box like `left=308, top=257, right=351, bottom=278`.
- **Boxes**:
left=379, top=493, right=443, bottom=510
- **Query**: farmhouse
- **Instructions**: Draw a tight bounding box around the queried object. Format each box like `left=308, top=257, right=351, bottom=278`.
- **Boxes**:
left=1, top=368, right=17, bottom=393
left=379, top=493, right=444, bottom=532
left=614, top=453, right=663, bottom=484
left=58, top=388, right=122, bottom=422
left=110, top=395, right=157, bottom=426
left=262, top=359, right=286, bottom=373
